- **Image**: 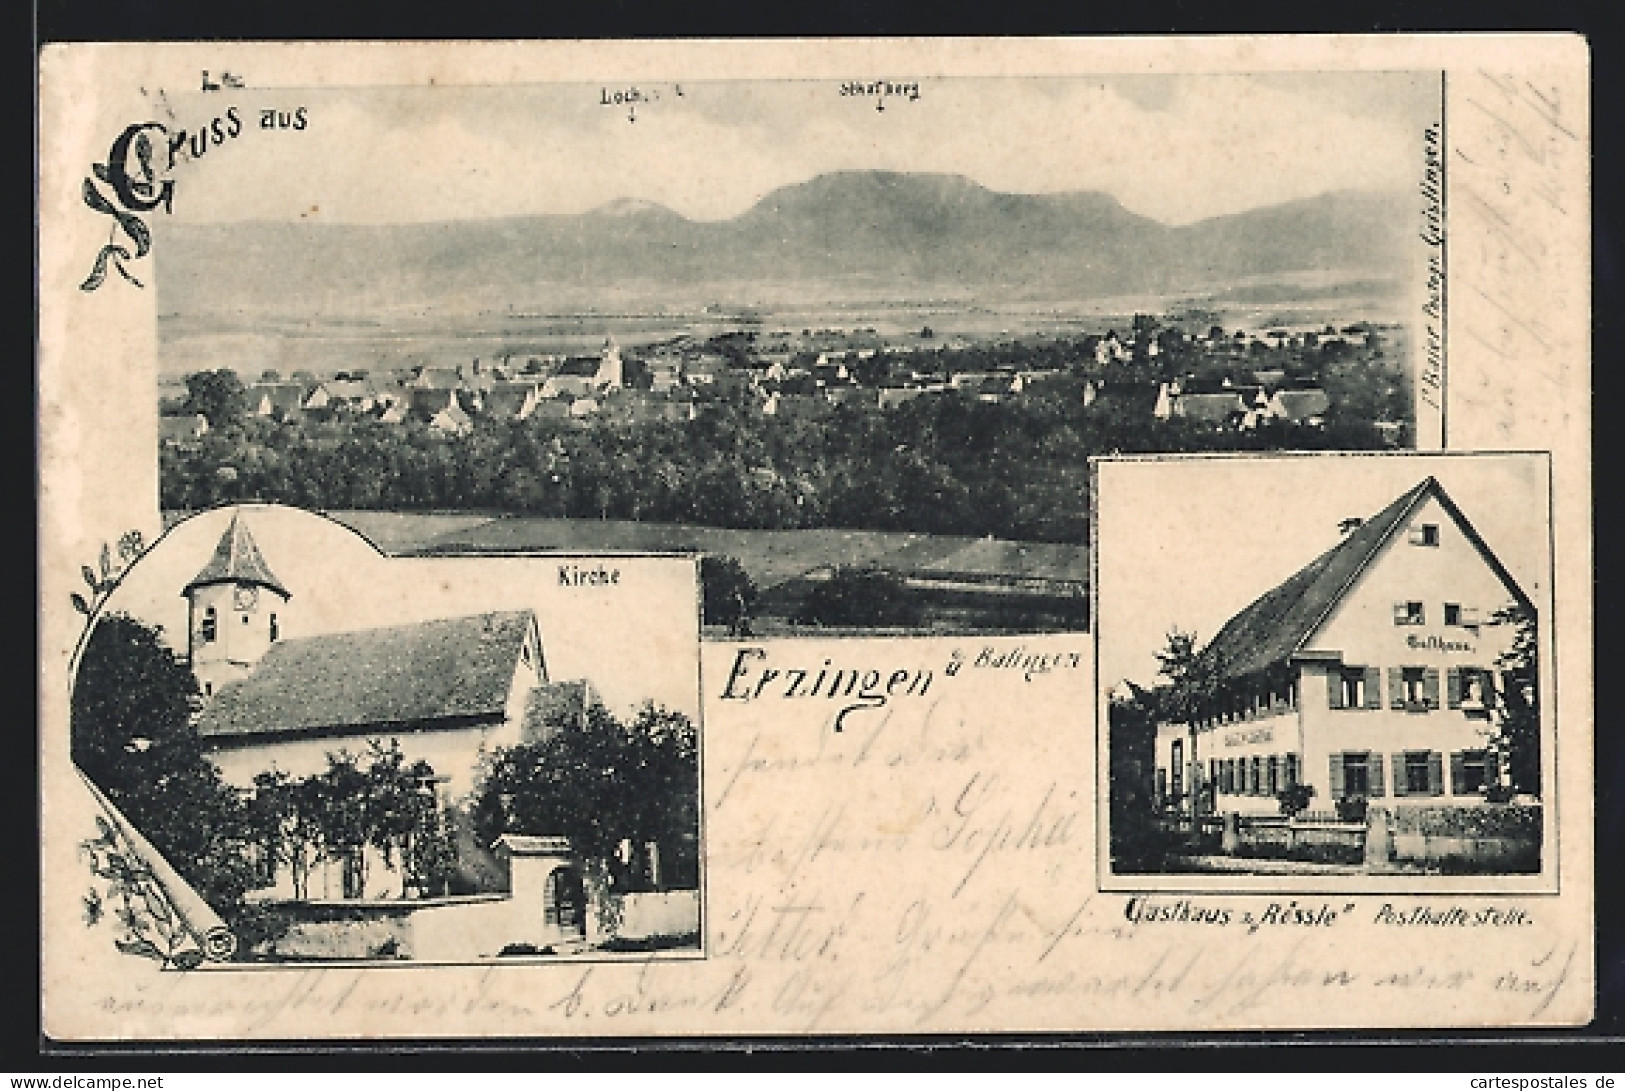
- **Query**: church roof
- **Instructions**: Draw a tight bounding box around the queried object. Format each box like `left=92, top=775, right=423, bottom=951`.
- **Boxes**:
left=196, top=609, right=540, bottom=743
left=1195, top=477, right=1532, bottom=682
left=183, top=512, right=290, bottom=599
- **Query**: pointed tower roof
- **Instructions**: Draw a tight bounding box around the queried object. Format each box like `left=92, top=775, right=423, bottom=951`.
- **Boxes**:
left=183, top=511, right=290, bottom=599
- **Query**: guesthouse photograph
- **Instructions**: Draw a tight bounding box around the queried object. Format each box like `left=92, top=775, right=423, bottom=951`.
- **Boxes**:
left=1096, top=453, right=1551, bottom=887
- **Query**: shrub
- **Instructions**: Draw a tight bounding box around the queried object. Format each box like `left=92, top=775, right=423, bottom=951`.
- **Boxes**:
left=1276, top=784, right=1315, bottom=818
left=700, top=554, right=757, bottom=632
left=793, top=566, right=921, bottom=627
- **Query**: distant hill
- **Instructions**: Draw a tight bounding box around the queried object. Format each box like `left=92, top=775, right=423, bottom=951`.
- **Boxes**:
left=156, top=170, right=1412, bottom=315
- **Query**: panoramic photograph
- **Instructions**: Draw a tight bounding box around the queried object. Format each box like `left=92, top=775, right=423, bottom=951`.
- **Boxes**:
left=1096, top=454, right=1551, bottom=885
left=153, top=73, right=1440, bottom=636
left=71, top=505, right=702, bottom=964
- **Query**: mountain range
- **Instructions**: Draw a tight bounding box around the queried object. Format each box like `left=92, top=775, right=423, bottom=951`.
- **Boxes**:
left=155, top=170, right=1414, bottom=315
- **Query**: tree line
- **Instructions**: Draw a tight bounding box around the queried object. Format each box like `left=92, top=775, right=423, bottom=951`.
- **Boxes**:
left=165, top=374, right=1399, bottom=544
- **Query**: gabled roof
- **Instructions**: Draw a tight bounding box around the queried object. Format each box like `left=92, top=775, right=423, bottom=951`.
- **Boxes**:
left=554, top=357, right=602, bottom=378
left=1196, top=477, right=1533, bottom=682
left=409, top=388, right=462, bottom=414
left=183, top=512, right=290, bottom=599
left=196, top=609, right=540, bottom=742
left=320, top=379, right=376, bottom=401
left=249, top=383, right=307, bottom=414
left=481, top=383, right=536, bottom=419
left=411, top=367, right=464, bottom=390
left=1175, top=392, right=1245, bottom=422
left=1271, top=388, right=1331, bottom=420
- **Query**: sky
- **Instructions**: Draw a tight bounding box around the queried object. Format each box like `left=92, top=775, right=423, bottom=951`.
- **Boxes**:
left=1095, top=453, right=1550, bottom=691
left=160, top=71, right=1440, bottom=227
left=94, top=505, right=702, bottom=722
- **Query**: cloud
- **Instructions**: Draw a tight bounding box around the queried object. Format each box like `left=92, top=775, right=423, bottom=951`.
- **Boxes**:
left=170, top=73, right=1433, bottom=226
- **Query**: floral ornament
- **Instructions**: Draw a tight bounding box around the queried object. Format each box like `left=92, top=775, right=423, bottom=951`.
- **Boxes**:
left=79, top=816, right=210, bottom=970
left=71, top=530, right=145, bottom=620
left=80, top=123, right=177, bottom=292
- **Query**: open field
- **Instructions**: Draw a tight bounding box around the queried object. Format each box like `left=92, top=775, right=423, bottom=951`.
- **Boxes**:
left=184, top=510, right=1092, bottom=636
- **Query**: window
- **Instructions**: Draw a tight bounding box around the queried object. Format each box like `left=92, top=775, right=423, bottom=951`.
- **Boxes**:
left=1284, top=753, right=1300, bottom=790
left=1249, top=756, right=1263, bottom=795
left=1342, top=752, right=1371, bottom=797
left=1450, top=667, right=1492, bottom=712
left=1451, top=750, right=1488, bottom=795
left=1403, top=751, right=1436, bottom=794
left=1402, top=667, right=1427, bottom=705
left=1409, top=523, right=1440, bottom=546
left=1223, top=758, right=1236, bottom=794
left=1266, top=755, right=1280, bottom=796
left=1391, top=665, right=1441, bottom=710
left=269, top=613, right=280, bottom=641
left=1393, top=601, right=1426, bottom=625
left=1170, top=740, right=1184, bottom=798
left=1444, top=603, right=1461, bottom=626
left=201, top=606, right=217, bottom=642
left=1338, top=667, right=1366, bottom=709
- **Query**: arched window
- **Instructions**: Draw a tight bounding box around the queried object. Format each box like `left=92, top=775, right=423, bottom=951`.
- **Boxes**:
left=201, top=606, right=217, bottom=642
left=269, top=613, right=280, bottom=641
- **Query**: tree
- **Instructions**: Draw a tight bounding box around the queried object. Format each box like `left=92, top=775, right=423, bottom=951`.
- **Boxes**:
left=471, top=702, right=700, bottom=896
left=1489, top=604, right=1541, bottom=797
left=70, top=614, right=257, bottom=912
left=182, top=369, right=249, bottom=429
left=700, top=554, right=757, bottom=634
left=1154, top=627, right=1220, bottom=725
left=269, top=741, right=455, bottom=899
left=793, top=566, right=921, bottom=628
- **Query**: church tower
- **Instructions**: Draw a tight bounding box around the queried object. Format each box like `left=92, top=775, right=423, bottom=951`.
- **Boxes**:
left=182, top=511, right=291, bottom=698
left=597, top=334, right=623, bottom=390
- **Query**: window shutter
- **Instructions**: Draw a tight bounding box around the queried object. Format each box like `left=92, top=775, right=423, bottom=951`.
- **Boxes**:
left=1392, top=601, right=1409, bottom=624
left=1447, top=668, right=1462, bottom=709
left=1427, top=751, right=1444, bottom=796
left=1368, top=751, right=1385, bottom=797
left=1390, top=753, right=1408, bottom=797
left=1388, top=667, right=1405, bottom=709
left=1424, top=668, right=1441, bottom=709
left=1326, top=670, right=1343, bottom=709
left=1364, top=667, right=1383, bottom=709
left=1329, top=753, right=1345, bottom=799
left=1450, top=751, right=1467, bottom=795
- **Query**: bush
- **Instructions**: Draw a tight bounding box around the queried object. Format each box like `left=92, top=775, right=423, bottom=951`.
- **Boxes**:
left=793, top=566, right=921, bottom=627
left=700, top=554, right=757, bottom=632
left=1277, top=784, right=1315, bottom=818
left=1334, top=794, right=1369, bottom=824
left=1386, top=804, right=1542, bottom=840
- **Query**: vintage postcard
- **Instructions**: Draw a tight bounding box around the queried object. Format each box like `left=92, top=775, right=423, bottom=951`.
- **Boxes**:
left=38, top=36, right=1592, bottom=1038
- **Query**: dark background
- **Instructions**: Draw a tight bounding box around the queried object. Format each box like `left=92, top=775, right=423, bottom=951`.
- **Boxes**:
left=27, top=0, right=1620, bottom=1070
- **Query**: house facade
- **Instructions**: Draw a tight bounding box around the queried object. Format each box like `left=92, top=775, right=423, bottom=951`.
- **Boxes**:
left=1153, top=477, right=1536, bottom=817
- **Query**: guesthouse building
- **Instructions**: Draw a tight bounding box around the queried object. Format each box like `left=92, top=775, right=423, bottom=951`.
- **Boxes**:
left=1153, top=477, right=1537, bottom=817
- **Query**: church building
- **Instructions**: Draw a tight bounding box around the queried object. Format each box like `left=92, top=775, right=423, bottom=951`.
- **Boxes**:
left=1153, top=476, right=1537, bottom=817
left=181, top=512, right=589, bottom=898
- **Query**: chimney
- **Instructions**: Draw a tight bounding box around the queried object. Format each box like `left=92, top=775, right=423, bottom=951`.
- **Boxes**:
left=1338, top=517, right=1364, bottom=536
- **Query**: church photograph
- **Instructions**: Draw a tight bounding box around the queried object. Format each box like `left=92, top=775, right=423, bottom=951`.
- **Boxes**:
left=68, top=503, right=704, bottom=962
left=1095, top=453, right=1553, bottom=888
